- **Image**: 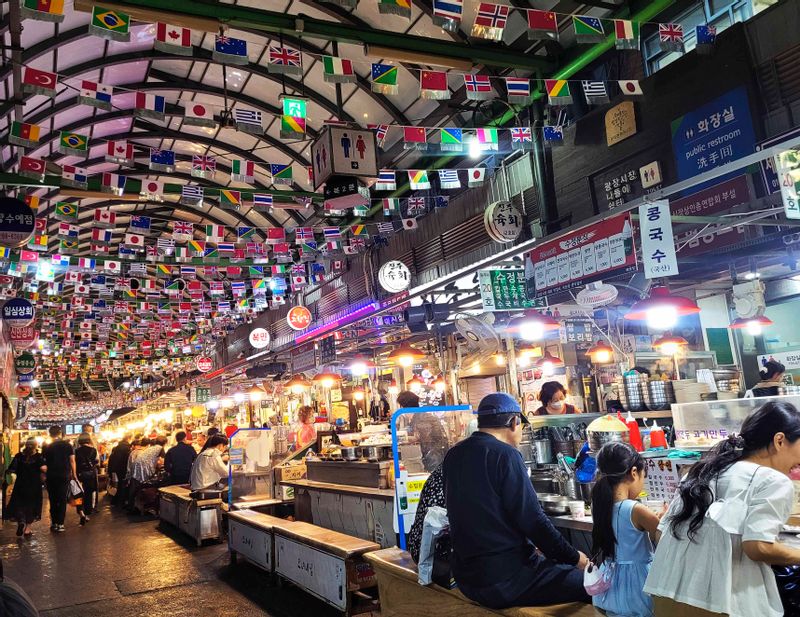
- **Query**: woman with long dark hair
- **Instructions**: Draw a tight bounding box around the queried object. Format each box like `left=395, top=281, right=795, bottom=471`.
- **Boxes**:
left=74, top=433, right=99, bottom=523
left=6, top=438, right=46, bottom=538
left=644, top=400, right=800, bottom=616
left=590, top=442, right=659, bottom=617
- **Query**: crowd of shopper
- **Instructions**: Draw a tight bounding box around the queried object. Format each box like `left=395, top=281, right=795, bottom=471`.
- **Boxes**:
left=410, top=395, right=800, bottom=617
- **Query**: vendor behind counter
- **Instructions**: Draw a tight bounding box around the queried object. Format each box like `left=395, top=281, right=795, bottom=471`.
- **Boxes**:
left=534, top=381, right=582, bottom=416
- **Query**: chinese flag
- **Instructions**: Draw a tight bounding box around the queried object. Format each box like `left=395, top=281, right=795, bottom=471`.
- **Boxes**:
left=403, top=126, right=427, bottom=144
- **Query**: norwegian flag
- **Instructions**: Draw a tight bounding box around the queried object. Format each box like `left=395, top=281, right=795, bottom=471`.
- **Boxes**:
left=367, top=124, right=389, bottom=148
left=463, top=74, right=492, bottom=101
left=472, top=3, right=509, bottom=40
left=295, top=227, right=314, bottom=242
left=268, top=46, right=302, bottom=73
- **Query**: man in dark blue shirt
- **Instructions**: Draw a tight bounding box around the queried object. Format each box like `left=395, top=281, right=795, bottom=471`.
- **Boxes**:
left=163, top=431, right=197, bottom=485
left=443, top=393, right=589, bottom=609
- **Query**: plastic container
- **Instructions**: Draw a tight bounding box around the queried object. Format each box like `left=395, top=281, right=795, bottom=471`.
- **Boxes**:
left=625, top=411, right=644, bottom=451
left=649, top=420, right=667, bottom=449
left=568, top=500, right=586, bottom=520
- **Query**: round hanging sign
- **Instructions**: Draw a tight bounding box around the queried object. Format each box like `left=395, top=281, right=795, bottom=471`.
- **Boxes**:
left=0, top=197, right=35, bottom=248
left=8, top=325, right=37, bottom=350
left=287, top=306, right=313, bottom=331
left=248, top=327, right=271, bottom=349
left=14, top=351, right=36, bottom=375
left=378, top=261, right=412, bottom=293
left=485, top=201, right=523, bottom=243
left=14, top=385, right=31, bottom=398
left=2, top=298, right=35, bottom=328
left=196, top=356, right=214, bottom=373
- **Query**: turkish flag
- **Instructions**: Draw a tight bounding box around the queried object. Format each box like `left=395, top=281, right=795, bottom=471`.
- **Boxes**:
left=20, top=156, right=45, bottom=174
left=22, top=66, right=57, bottom=90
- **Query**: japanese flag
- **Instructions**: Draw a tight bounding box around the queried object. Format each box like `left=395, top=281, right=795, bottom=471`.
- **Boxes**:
left=124, top=233, right=144, bottom=247
left=74, top=283, right=90, bottom=295
left=185, top=102, right=214, bottom=123
left=142, top=180, right=164, bottom=196
left=105, top=260, right=121, bottom=274
left=402, top=218, right=419, bottom=230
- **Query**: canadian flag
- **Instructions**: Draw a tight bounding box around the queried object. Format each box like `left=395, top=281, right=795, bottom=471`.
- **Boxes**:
left=65, top=271, right=81, bottom=283
left=106, top=140, right=133, bottom=162
left=94, top=208, right=116, bottom=227
left=156, top=23, right=191, bottom=49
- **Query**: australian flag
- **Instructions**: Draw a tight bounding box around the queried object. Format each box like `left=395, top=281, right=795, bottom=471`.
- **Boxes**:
left=149, top=148, right=175, bottom=172
left=212, top=35, right=248, bottom=65
left=543, top=125, right=563, bottom=144
left=695, top=25, right=716, bottom=54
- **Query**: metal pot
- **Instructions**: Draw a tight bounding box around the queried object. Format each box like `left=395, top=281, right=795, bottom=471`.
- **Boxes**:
left=363, top=445, right=390, bottom=461
left=532, top=439, right=553, bottom=465
left=340, top=446, right=360, bottom=461
left=588, top=429, right=630, bottom=453
left=618, top=374, right=647, bottom=412
left=538, top=493, right=570, bottom=515
left=558, top=477, right=581, bottom=500
left=644, top=380, right=675, bottom=411
left=530, top=469, right=559, bottom=494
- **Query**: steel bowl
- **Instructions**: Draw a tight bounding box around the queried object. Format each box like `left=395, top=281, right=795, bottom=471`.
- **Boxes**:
left=587, top=429, right=630, bottom=453
left=538, top=493, right=570, bottom=515
left=340, top=446, right=361, bottom=461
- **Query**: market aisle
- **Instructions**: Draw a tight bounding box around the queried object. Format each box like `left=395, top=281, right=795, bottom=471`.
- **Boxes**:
left=0, top=494, right=340, bottom=617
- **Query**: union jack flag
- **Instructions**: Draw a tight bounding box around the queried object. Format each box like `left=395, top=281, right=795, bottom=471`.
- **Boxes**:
left=173, top=221, right=193, bottom=237
left=268, top=46, right=301, bottom=69
left=407, top=197, right=426, bottom=216
left=659, top=23, right=684, bottom=43
left=192, top=155, right=216, bottom=173
left=475, top=3, right=508, bottom=28
left=511, top=127, right=532, bottom=143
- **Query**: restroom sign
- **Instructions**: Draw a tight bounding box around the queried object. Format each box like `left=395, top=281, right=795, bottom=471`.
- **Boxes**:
left=311, top=127, right=378, bottom=188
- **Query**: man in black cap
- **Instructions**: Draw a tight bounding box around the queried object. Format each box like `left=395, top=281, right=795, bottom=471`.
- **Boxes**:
left=443, top=392, right=589, bottom=609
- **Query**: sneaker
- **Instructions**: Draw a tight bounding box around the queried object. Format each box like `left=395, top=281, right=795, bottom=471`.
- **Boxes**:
left=55, top=524, right=66, bottom=532
left=50, top=524, right=57, bottom=531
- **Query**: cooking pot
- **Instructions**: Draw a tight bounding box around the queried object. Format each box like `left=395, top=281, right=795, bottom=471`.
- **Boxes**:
left=538, top=493, right=569, bottom=515
left=530, top=469, right=559, bottom=494
left=532, top=439, right=553, bottom=465
left=363, top=445, right=391, bottom=461
left=586, top=414, right=630, bottom=453
left=340, top=446, right=360, bottom=461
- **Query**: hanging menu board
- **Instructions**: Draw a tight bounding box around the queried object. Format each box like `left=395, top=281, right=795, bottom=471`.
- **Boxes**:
left=525, top=213, right=637, bottom=299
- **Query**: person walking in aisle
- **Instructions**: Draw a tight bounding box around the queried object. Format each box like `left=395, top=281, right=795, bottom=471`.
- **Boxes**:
left=645, top=400, right=800, bottom=617
left=107, top=435, right=131, bottom=506
left=590, top=442, right=660, bottom=617
left=42, top=426, right=75, bottom=532
left=163, top=431, right=196, bottom=485
left=5, top=438, right=47, bottom=538
left=74, top=433, right=99, bottom=523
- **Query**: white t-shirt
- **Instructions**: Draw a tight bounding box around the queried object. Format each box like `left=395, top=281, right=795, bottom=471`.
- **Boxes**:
left=190, top=448, right=229, bottom=491
left=644, top=460, right=794, bottom=617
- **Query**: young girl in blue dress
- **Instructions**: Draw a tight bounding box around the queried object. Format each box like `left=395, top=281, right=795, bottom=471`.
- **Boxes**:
left=591, top=442, right=661, bottom=617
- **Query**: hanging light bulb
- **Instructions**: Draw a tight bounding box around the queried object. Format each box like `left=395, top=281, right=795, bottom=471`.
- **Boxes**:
left=729, top=315, right=773, bottom=337
left=313, top=370, right=343, bottom=389
left=407, top=375, right=425, bottom=394
left=388, top=343, right=425, bottom=367
left=353, top=388, right=366, bottom=401
left=512, top=311, right=560, bottom=341
left=625, top=286, right=700, bottom=331
left=653, top=333, right=689, bottom=356
left=493, top=353, right=506, bottom=366
left=432, top=375, right=447, bottom=393
left=285, top=374, right=311, bottom=395
left=535, top=351, right=563, bottom=377
left=586, top=341, right=614, bottom=364
left=233, top=392, right=245, bottom=404
left=468, top=135, right=481, bottom=159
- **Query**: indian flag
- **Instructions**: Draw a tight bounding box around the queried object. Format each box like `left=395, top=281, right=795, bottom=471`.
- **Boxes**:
left=322, top=56, right=355, bottom=83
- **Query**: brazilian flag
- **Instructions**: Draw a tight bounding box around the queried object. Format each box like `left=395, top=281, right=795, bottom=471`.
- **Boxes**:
left=89, top=6, right=130, bottom=42
left=54, top=202, right=78, bottom=222
left=58, top=131, right=88, bottom=157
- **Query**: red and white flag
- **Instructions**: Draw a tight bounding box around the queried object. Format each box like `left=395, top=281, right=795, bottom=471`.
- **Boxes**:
left=94, top=208, right=116, bottom=228
left=22, top=66, right=57, bottom=97
left=155, top=23, right=192, bottom=55
left=106, top=140, right=133, bottom=165
left=184, top=102, right=216, bottom=128
left=19, top=156, right=46, bottom=179
left=141, top=179, right=164, bottom=199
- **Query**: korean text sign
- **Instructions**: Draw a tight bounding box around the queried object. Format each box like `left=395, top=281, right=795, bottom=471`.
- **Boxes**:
left=638, top=200, right=679, bottom=279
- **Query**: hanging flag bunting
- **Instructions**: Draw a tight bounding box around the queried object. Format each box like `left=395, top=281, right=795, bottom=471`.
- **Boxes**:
left=371, top=64, right=399, bottom=95
left=464, top=74, right=492, bottom=101
left=420, top=70, right=450, bottom=100
left=134, top=92, right=166, bottom=120
left=154, top=23, right=192, bottom=55
left=60, top=239, right=79, bottom=254
left=408, top=170, right=431, bottom=190
left=505, top=77, right=530, bottom=104
left=141, top=180, right=164, bottom=200
left=323, top=227, right=342, bottom=240
left=213, top=35, right=249, bottom=65
left=94, top=208, right=116, bottom=228
left=471, top=3, right=509, bottom=41
left=403, top=126, right=427, bottom=151
left=439, top=127, right=463, bottom=152
left=618, top=80, right=643, bottom=97
left=377, top=222, right=396, bottom=236
left=322, top=56, right=355, bottom=83
left=219, top=189, right=242, bottom=209
left=9, top=121, right=41, bottom=148
left=23, top=194, right=40, bottom=211
left=375, top=170, right=396, bottom=191
left=542, top=125, right=564, bottom=144
left=173, top=221, right=194, bottom=241
left=149, top=148, right=176, bottom=172
left=367, top=124, right=390, bottom=149
left=22, top=66, right=57, bottom=97
left=438, top=169, right=461, bottom=189
left=123, top=233, right=145, bottom=250
left=402, top=218, right=419, bottom=231
left=267, top=228, right=286, bottom=245
left=129, top=215, right=152, bottom=234
left=54, top=202, right=79, bottom=221
left=476, top=127, right=498, bottom=150
left=252, top=194, right=273, bottom=210
left=695, top=25, right=717, bottom=54
left=270, top=164, right=293, bottom=185
left=295, top=227, right=314, bottom=242
left=659, top=23, right=684, bottom=52
left=234, top=108, right=263, bottom=134
left=468, top=167, right=486, bottom=187
left=58, top=223, right=80, bottom=239
left=614, top=19, right=640, bottom=50
left=91, top=228, right=112, bottom=244
left=432, top=0, right=462, bottom=31
left=106, top=140, right=134, bottom=165
left=527, top=9, right=558, bottom=41
left=205, top=225, right=225, bottom=243
left=572, top=15, right=605, bottom=43
left=184, top=102, right=216, bottom=128
left=78, top=80, right=113, bottom=110
left=545, top=79, right=572, bottom=105
left=21, top=0, right=65, bottom=22
left=582, top=81, right=609, bottom=105
left=19, top=156, right=46, bottom=181
left=231, top=159, right=255, bottom=184
left=510, top=127, right=532, bottom=150
left=61, top=165, right=88, bottom=191
left=382, top=198, right=399, bottom=216
left=191, top=155, right=216, bottom=179
left=180, top=185, right=203, bottom=207
left=267, top=46, right=302, bottom=75
left=89, top=7, right=131, bottom=42
left=378, top=0, right=411, bottom=18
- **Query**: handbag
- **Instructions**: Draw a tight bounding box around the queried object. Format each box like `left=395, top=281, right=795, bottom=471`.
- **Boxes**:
left=583, top=561, right=614, bottom=596
left=68, top=479, right=84, bottom=507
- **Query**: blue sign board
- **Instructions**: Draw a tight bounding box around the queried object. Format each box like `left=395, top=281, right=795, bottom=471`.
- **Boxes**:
left=756, top=127, right=800, bottom=195
left=671, top=86, right=756, bottom=181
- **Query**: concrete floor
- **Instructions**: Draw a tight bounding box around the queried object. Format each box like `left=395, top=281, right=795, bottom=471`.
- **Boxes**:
left=0, top=495, right=342, bottom=617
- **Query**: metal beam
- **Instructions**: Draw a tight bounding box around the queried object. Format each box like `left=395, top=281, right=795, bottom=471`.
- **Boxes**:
left=73, top=0, right=553, bottom=71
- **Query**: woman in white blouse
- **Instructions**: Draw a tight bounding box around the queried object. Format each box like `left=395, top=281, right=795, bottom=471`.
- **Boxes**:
left=190, top=434, right=229, bottom=491
left=645, top=400, right=800, bottom=617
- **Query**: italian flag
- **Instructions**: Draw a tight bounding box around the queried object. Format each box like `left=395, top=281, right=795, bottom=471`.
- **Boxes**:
left=614, top=19, right=640, bottom=40
left=322, top=56, right=355, bottom=83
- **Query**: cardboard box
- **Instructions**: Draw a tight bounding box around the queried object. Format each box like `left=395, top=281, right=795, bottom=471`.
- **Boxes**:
left=274, top=462, right=307, bottom=483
